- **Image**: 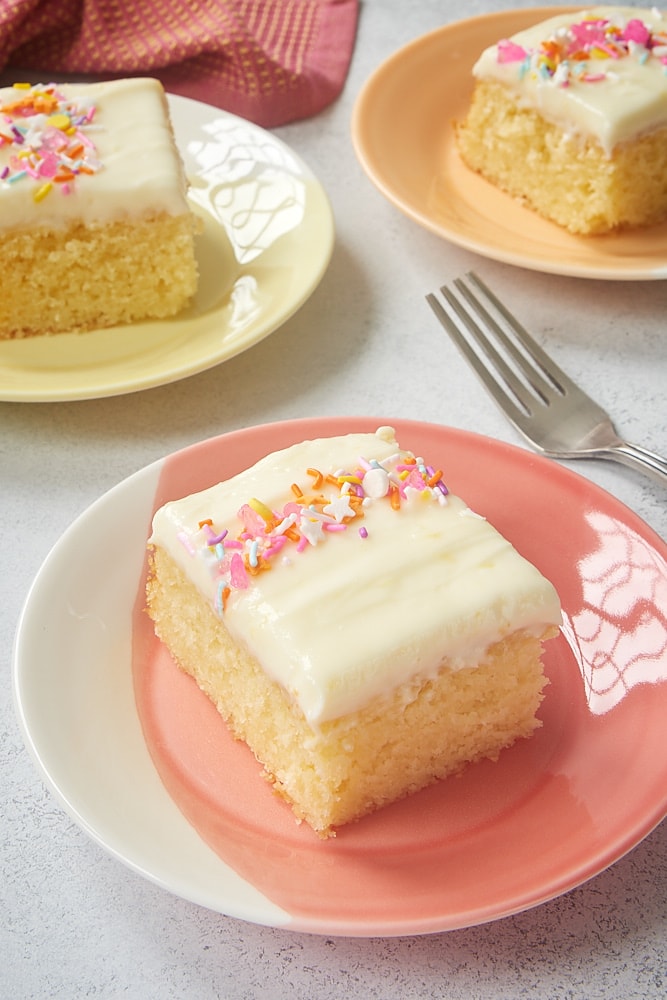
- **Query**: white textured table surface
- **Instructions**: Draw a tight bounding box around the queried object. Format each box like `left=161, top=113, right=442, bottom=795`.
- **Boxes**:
left=2, top=2, right=666, bottom=997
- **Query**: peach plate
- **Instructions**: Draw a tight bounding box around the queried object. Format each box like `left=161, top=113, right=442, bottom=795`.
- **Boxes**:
left=352, top=7, right=667, bottom=280
left=13, top=417, right=667, bottom=936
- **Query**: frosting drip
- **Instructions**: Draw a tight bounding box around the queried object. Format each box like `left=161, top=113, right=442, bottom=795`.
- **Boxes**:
left=149, top=429, right=562, bottom=724
left=473, top=7, right=667, bottom=153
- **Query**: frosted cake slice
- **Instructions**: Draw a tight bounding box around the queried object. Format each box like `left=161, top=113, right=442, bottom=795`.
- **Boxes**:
left=146, top=427, right=561, bottom=836
left=1, top=78, right=199, bottom=338
left=455, top=7, right=667, bottom=234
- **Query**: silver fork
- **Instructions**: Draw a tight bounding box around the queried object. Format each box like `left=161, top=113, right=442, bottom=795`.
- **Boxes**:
left=426, top=272, right=667, bottom=486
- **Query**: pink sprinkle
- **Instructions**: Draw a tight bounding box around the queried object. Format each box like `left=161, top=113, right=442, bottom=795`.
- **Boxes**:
left=41, top=127, right=68, bottom=151
left=229, top=552, right=249, bottom=589
left=177, top=531, right=195, bottom=555
left=405, top=468, right=428, bottom=491
left=497, top=39, right=528, bottom=63
left=623, top=19, right=651, bottom=47
left=237, top=503, right=266, bottom=537
left=323, top=522, right=347, bottom=532
left=264, top=536, right=288, bottom=558
left=596, top=41, right=622, bottom=59
left=359, top=526, right=368, bottom=539
left=215, top=553, right=231, bottom=573
left=38, top=152, right=58, bottom=178
left=569, top=19, right=607, bottom=48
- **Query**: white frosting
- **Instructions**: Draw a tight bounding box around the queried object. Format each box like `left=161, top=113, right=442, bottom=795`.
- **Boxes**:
left=0, top=78, right=190, bottom=231
left=473, top=7, right=667, bottom=154
left=149, top=429, right=562, bottom=725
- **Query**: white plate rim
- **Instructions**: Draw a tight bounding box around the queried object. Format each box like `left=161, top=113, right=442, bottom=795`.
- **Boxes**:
left=12, top=417, right=667, bottom=936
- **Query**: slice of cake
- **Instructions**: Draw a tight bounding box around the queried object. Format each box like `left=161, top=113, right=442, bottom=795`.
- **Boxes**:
left=146, top=427, right=561, bottom=836
left=0, top=78, right=199, bottom=338
left=455, top=7, right=667, bottom=234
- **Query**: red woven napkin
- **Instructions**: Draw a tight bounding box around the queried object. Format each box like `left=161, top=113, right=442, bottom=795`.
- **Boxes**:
left=0, top=0, right=359, bottom=126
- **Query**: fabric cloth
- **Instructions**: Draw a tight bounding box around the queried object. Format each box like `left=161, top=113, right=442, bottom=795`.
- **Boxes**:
left=0, top=0, right=358, bottom=126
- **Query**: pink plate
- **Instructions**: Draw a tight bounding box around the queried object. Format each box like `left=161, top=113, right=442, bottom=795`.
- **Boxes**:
left=132, top=417, right=667, bottom=934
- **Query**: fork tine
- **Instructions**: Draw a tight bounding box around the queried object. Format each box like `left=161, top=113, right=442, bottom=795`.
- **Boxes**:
left=428, top=287, right=530, bottom=416
left=465, top=272, right=573, bottom=395
left=426, top=278, right=551, bottom=421
left=453, top=274, right=575, bottom=410
left=428, top=272, right=587, bottom=420
left=427, top=274, right=667, bottom=484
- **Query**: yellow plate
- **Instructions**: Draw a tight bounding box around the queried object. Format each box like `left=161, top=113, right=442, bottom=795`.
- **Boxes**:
left=0, top=96, right=334, bottom=402
left=352, top=7, right=667, bottom=280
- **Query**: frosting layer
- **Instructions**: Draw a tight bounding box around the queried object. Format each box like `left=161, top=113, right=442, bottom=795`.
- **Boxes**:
left=0, top=78, right=190, bottom=231
left=473, top=7, right=667, bottom=154
left=149, top=429, right=562, bottom=724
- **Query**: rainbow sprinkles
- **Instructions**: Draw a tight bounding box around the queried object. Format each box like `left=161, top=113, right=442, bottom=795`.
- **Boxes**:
left=1, top=77, right=199, bottom=340
left=457, top=6, right=667, bottom=232
left=146, top=427, right=562, bottom=833
left=496, top=10, right=667, bottom=86
left=0, top=82, right=102, bottom=201
left=180, top=449, right=450, bottom=614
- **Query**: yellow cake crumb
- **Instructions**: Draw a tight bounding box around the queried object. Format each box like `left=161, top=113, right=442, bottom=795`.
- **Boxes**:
left=1, top=215, right=199, bottom=338
left=455, top=8, right=667, bottom=235
left=456, top=80, right=667, bottom=235
left=0, top=78, right=200, bottom=338
left=145, top=429, right=561, bottom=837
left=146, top=546, right=555, bottom=836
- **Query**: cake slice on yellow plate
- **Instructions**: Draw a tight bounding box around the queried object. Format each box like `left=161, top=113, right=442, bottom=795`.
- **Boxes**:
left=0, top=78, right=199, bottom=338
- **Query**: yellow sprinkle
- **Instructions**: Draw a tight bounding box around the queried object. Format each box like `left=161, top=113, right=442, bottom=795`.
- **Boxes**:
left=337, top=475, right=362, bottom=485
left=248, top=497, right=274, bottom=523
left=12, top=82, right=32, bottom=89
left=34, top=182, right=53, bottom=203
left=46, top=113, right=71, bottom=130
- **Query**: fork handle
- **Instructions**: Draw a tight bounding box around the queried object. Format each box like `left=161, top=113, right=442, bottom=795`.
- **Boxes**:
left=601, top=441, right=667, bottom=486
